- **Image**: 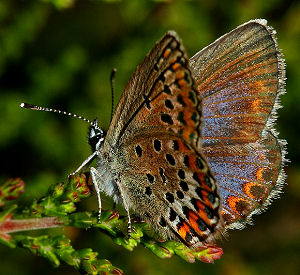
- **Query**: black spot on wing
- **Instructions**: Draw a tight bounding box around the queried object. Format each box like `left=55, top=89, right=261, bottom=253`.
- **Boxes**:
left=178, top=169, right=185, bottom=179
left=161, top=113, right=173, bottom=125
left=145, top=186, right=152, bottom=196
left=166, top=192, right=174, bottom=203
left=166, top=154, right=176, bottom=165
left=135, top=145, right=142, bottom=157
left=154, top=139, right=161, bottom=152
left=146, top=173, right=154, bottom=183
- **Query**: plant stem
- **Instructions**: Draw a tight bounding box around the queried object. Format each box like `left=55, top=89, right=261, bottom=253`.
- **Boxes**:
left=0, top=217, right=65, bottom=234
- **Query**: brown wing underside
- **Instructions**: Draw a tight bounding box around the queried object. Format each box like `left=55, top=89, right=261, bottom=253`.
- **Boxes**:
left=105, top=32, right=202, bottom=150
left=119, top=133, right=222, bottom=248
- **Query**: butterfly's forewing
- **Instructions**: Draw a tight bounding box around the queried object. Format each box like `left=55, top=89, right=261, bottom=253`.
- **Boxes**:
left=105, top=32, right=223, bottom=248
left=190, top=19, right=286, bottom=228
left=107, top=32, right=201, bottom=149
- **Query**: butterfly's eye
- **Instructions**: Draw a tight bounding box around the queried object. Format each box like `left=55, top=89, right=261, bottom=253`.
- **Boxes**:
left=88, top=124, right=105, bottom=152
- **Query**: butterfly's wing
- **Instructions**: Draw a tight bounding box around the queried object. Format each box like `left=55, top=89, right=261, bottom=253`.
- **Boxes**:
left=118, top=133, right=222, bottom=248
left=107, top=32, right=200, bottom=149
left=104, top=32, right=223, bottom=248
left=189, top=19, right=286, bottom=229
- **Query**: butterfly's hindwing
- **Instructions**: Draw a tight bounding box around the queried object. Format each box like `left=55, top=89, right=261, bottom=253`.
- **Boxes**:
left=119, top=133, right=222, bottom=247
left=204, top=131, right=284, bottom=228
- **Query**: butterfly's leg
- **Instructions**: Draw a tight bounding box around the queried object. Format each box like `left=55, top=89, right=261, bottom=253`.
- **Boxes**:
left=115, top=178, right=131, bottom=239
left=69, top=151, right=98, bottom=178
left=90, top=167, right=102, bottom=223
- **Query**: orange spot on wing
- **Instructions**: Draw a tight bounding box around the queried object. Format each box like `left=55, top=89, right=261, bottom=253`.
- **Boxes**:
left=178, top=226, right=186, bottom=239
left=227, top=196, right=241, bottom=214
left=252, top=98, right=261, bottom=108
left=227, top=195, right=252, bottom=217
left=243, top=182, right=267, bottom=202
left=243, top=182, right=257, bottom=200
left=183, top=222, right=190, bottom=232
left=189, top=211, right=199, bottom=221
left=256, top=167, right=265, bottom=181
left=196, top=200, right=213, bottom=226
left=188, top=211, right=205, bottom=235
left=178, top=78, right=188, bottom=88
left=164, top=48, right=171, bottom=58
left=176, top=69, right=185, bottom=80
left=188, top=155, right=196, bottom=170
left=178, top=222, right=190, bottom=240
left=172, top=62, right=181, bottom=70
left=176, top=140, right=189, bottom=153
left=170, top=57, right=176, bottom=63
left=190, top=218, right=200, bottom=233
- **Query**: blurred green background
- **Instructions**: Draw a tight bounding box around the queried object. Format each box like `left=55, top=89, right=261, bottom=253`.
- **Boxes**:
left=0, top=0, right=299, bottom=274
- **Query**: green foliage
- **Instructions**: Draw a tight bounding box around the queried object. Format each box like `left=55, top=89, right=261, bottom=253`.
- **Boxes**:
left=0, top=174, right=222, bottom=274
left=42, top=0, right=74, bottom=9
left=15, top=235, right=123, bottom=274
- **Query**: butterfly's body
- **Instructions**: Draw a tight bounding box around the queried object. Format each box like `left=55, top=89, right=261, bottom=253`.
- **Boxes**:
left=21, top=19, right=286, bottom=250
left=95, top=146, right=119, bottom=202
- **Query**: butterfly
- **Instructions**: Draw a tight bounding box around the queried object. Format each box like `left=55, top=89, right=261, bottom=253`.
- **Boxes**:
left=21, top=18, right=286, bottom=250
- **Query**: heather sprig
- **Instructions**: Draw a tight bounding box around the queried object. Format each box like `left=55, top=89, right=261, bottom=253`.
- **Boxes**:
left=0, top=174, right=222, bottom=274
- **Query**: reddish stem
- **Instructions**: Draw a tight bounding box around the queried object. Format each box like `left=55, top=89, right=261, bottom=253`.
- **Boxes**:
left=0, top=217, right=65, bottom=234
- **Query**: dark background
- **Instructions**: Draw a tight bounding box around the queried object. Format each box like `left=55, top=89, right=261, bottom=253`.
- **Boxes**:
left=0, top=0, right=299, bottom=274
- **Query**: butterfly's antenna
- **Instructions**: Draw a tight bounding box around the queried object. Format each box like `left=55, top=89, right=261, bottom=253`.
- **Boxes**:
left=110, top=68, right=117, bottom=123
left=20, top=102, right=96, bottom=127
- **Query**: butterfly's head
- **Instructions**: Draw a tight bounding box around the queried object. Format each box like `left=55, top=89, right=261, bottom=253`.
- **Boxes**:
left=88, top=118, right=105, bottom=152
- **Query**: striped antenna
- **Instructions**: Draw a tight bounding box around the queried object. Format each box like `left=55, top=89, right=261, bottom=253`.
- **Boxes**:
left=20, top=102, right=95, bottom=127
